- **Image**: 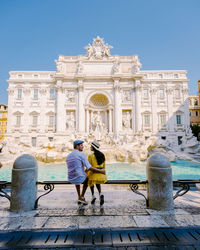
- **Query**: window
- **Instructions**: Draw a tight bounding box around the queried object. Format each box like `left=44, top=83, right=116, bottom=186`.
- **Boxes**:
left=16, top=115, right=21, bottom=127
left=194, top=99, right=198, bottom=106
left=33, top=89, right=38, bottom=99
left=32, top=115, right=38, bottom=127
left=48, top=137, right=53, bottom=142
left=17, top=89, right=22, bottom=99
left=143, top=89, right=149, bottom=99
left=174, top=74, right=178, bottom=79
left=175, top=89, right=180, bottom=99
left=144, top=114, right=150, bottom=127
left=32, top=137, right=37, bottom=147
left=189, top=111, right=191, bottom=116
left=161, top=136, right=166, bottom=140
left=18, top=75, right=22, bottom=78
left=34, top=74, right=38, bottom=78
left=176, top=115, right=182, bottom=125
left=160, top=114, right=166, bottom=126
left=158, top=74, right=163, bottom=79
left=49, top=115, right=54, bottom=127
left=196, top=111, right=199, bottom=116
left=50, top=88, right=55, bottom=99
left=159, top=89, right=165, bottom=99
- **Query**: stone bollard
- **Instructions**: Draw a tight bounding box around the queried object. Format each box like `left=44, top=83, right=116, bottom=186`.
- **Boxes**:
left=147, top=153, right=174, bottom=210
left=10, top=154, right=38, bottom=212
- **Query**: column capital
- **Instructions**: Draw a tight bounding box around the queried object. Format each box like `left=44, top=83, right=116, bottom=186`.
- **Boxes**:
left=56, top=80, right=64, bottom=92
left=77, top=79, right=84, bottom=91
left=113, top=78, right=121, bottom=91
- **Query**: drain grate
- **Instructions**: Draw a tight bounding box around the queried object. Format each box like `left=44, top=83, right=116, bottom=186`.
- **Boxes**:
left=0, top=228, right=200, bottom=249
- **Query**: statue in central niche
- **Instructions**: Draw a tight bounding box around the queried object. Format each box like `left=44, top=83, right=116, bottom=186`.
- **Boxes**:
left=91, top=111, right=106, bottom=140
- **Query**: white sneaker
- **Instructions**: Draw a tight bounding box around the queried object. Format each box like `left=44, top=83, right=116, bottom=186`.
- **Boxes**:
left=78, top=197, right=88, bottom=205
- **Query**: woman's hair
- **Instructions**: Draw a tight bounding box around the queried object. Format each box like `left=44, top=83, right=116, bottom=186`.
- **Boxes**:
left=92, top=147, right=105, bottom=165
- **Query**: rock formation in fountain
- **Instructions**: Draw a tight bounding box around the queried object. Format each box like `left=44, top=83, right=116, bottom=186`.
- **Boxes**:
left=1, top=127, right=200, bottom=166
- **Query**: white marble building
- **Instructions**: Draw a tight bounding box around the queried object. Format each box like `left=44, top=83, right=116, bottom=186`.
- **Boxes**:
left=7, top=37, right=190, bottom=147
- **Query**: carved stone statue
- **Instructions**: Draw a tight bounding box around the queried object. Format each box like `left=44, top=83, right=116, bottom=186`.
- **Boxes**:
left=84, top=36, right=113, bottom=60
left=86, top=44, right=93, bottom=58
left=112, top=58, right=120, bottom=74
left=122, top=112, right=131, bottom=130
left=56, top=60, right=63, bottom=72
left=90, top=111, right=106, bottom=140
left=66, top=112, right=75, bottom=130
left=76, top=61, right=83, bottom=74
left=132, top=55, right=142, bottom=73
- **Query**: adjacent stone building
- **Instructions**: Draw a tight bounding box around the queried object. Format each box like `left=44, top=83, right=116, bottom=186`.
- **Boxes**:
left=189, top=80, right=200, bottom=125
left=0, top=104, right=8, bottom=144
left=6, top=37, right=190, bottom=147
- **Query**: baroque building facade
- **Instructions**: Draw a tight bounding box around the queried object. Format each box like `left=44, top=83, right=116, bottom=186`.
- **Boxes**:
left=7, top=37, right=190, bottom=147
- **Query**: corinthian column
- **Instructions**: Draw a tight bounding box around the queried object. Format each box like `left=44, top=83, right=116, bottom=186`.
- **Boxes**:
left=182, top=87, right=190, bottom=128
left=166, top=87, right=174, bottom=132
left=77, top=79, right=85, bottom=132
left=56, top=80, right=65, bottom=133
left=151, top=88, right=157, bottom=134
left=113, top=78, right=122, bottom=137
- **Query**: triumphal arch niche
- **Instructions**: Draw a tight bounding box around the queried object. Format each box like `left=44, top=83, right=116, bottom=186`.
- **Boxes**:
left=57, top=36, right=142, bottom=142
left=7, top=36, right=190, bottom=147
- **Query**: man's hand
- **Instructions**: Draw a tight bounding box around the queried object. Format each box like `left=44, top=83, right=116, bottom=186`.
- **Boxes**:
left=90, top=166, right=106, bottom=175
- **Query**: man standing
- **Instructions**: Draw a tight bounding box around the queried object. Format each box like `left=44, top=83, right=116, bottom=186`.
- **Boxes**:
left=66, top=140, right=105, bottom=205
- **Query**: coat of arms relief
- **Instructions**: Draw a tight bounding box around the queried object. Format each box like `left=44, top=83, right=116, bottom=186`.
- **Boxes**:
left=84, top=36, right=113, bottom=60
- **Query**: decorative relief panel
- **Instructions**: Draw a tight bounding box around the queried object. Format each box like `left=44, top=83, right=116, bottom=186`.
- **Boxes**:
left=66, top=90, right=76, bottom=103
left=122, top=90, right=132, bottom=103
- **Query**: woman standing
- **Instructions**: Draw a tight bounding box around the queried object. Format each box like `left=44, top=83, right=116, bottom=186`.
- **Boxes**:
left=87, top=141, right=107, bottom=205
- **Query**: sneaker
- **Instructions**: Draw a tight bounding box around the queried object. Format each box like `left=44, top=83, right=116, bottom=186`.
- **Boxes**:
left=100, top=194, right=104, bottom=206
left=78, top=197, right=88, bottom=205
left=91, top=195, right=96, bottom=205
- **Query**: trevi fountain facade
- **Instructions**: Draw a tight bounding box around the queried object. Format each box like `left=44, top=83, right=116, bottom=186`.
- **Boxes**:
left=4, top=37, right=199, bottom=164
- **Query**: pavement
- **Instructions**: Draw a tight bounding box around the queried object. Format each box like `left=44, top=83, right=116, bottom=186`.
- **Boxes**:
left=0, top=184, right=200, bottom=231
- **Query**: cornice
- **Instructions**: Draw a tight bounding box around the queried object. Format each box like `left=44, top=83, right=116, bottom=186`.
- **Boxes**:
left=7, top=79, right=55, bottom=84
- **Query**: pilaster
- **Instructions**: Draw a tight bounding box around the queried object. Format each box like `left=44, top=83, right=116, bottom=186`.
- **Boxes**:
left=134, top=79, right=142, bottom=132
left=113, top=78, right=122, bottom=137
left=77, top=79, right=85, bottom=132
left=56, top=80, right=66, bottom=133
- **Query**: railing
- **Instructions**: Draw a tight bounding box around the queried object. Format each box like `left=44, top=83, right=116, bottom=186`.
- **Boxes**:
left=1, top=179, right=200, bottom=209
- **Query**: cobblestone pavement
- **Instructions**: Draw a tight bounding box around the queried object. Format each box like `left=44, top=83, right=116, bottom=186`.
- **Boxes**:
left=0, top=185, right=200, bottom=231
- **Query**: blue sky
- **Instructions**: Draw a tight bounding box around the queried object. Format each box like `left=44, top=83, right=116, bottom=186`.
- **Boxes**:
left=0, top=0, right=200, bottom=104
